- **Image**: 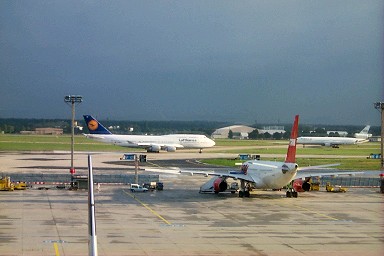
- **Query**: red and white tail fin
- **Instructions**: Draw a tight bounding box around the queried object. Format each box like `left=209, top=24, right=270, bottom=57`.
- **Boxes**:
left=285, top=115, right=299, bottom=163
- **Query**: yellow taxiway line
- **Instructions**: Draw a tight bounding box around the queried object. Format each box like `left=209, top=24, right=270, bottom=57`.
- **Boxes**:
left=123, top=190, right=172, bottom=225
left=290, top=204, right=340, bottom=221
left=53, top=242, right=60, bottom=256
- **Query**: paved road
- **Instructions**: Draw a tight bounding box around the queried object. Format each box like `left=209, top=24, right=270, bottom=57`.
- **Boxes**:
left=1, top=179, right=383, bottom=256
left=0, top=151, right=383, bottom=255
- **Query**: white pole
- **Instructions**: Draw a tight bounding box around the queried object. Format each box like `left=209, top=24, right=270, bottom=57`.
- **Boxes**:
left=88, top=155, right=98, bottom=256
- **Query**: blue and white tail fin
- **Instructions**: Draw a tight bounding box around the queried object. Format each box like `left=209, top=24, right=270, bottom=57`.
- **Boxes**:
left=83, top=115, right=112, bottom=135
left=285, top=115, right=299, bottom=163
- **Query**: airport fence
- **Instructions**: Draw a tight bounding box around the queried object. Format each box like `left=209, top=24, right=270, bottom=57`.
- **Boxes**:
left=320, top=177, right=380, bottom=187
left=5, top=173, right=159, bottom=185
left=4, top=173, right=380, bottom=188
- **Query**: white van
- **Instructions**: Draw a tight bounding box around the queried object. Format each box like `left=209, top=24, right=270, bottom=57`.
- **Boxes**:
left=130, top=184, right=148, bottom=192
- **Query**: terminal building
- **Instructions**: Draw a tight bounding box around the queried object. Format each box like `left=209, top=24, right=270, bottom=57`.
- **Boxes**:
left=20, top=128, right=63, bottom=135
left=257, top=126, right=286, bottom=135
left=212, top=125, right=288, bottom=139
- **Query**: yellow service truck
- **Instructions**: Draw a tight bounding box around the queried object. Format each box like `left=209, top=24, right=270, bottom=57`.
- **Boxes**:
left=0, top=176, right=27, bottom=191
left=0, top=176, right=14, bottom=191
left=326, top=182, right=347, bottom=193
left=14, top=181, right=27, bottom=190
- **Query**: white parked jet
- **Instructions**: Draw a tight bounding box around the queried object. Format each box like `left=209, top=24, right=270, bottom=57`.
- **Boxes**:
left=83, top=115, right=215, bottom=153
left=180, top=115, right=362, bottom=198
left=296, top=136, right=362, bottom=148
left=297, top=125, right=370, bottom=148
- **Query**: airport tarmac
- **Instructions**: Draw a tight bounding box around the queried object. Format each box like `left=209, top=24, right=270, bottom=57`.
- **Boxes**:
left=0, top=151, right=383, bottom=255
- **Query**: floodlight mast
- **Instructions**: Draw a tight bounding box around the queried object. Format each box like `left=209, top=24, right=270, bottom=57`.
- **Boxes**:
left=64, top=95, right=83, bottom=186
left=374, top=102, right=384, bottom=169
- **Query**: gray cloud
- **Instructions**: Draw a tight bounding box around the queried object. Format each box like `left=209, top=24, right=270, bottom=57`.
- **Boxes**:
left=0, top=0, right=382, bottom=125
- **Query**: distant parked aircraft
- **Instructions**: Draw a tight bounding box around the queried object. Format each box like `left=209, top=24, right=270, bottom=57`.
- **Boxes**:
left=297, top=124, right=370, bottom=148
left=83, top=115, right=215, bottom=153
left=296, top=136, right=361, bottom=148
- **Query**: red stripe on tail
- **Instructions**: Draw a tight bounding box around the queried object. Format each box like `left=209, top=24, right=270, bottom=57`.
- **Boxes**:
left=285, top=115, right=299, bottom=163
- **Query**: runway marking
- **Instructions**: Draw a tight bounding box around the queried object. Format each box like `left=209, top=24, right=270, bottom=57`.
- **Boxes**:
left=289, top=204, right=339, bottom=221
left=123, top=190, right=172, bottom=225
left=53, top=242, right=60, bottom=256
left=43, top=239, right=64, bottom=256
left=146, top=161, right=163, bottom=168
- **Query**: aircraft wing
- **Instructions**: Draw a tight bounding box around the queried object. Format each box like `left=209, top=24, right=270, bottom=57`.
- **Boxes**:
left=84, top=134, right=107, bottom=140
left=179, top=170, right=257, bottom=183
left=295, top=163, right=364, bottom=179
left=295, top=170, right=364, bottom=180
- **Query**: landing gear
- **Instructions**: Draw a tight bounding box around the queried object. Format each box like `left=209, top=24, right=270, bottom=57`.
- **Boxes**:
left=238, top=190, right=250, bottom=198
left=239, top=180, right=250, bottom=198
left=286, top=180, right=298, bottom=198
left=286, top=190, right=298, bottom=198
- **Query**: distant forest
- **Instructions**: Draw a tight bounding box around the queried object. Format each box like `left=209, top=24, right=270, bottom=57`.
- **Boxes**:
left=0, top=118, right=380, bottom=138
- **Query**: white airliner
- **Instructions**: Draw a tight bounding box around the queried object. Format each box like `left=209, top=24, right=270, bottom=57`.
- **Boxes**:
left=297, top=125, right=371, bottom=148
left=354, top=125, right=372, bottom=140
left=83, top=115, right=215, bottom=152
left=180, top=115, right=361, bottom=198
left=296, top=136, right=362, bottom=148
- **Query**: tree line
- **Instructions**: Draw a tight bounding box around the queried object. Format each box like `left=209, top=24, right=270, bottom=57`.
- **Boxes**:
left=0, top=118, right=228, bottom=136
left=0, top=118, right=380, bottom=138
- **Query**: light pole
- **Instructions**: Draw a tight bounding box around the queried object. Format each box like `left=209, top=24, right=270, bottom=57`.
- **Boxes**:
left=134, top=154, right=139, bottom=184
left=374, top=102, right=384, bottom=169
left=64, top=95, right=83, bottom=186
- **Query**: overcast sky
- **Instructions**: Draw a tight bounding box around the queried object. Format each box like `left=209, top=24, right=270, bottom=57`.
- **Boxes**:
left=1, top=1, right=383, bottom=125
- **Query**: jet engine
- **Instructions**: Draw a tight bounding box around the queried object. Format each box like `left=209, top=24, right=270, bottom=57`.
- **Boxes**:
left=292, top=178, right=311, bottom=192
left=164, top=146, right=176, bottom=152
left=147, top=145, right=161, bottom=153
left=213, top=177, right=227, bottom=194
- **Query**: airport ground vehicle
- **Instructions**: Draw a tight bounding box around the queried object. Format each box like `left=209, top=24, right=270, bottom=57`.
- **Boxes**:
left=14, top=181, right=27, bottom=190
left=0, top=176, right=14, bottom=191
left=156, top=182, right=164, bottom=190
left=143, top=182, right=157, bottom=190
left=143, top=181, right=164, bottom=191
left=130, top=184, right=148, bottom=192
left=0, top=176, right=27, bottom=191
left=326, top=182, right=347, bottom=192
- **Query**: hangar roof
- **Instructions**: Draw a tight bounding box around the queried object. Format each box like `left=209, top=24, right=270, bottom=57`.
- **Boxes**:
left=212, top=125, right=255, bottom=138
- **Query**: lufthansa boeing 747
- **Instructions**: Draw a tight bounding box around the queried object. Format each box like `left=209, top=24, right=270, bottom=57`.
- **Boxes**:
left=83, top=115, right=215, bottom=153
